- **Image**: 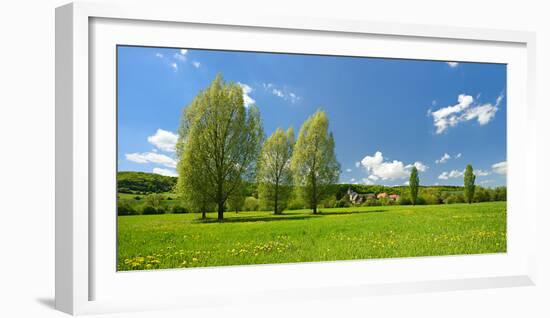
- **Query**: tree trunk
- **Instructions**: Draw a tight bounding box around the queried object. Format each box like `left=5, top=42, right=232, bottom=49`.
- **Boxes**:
left=274, top=183, right=279, bottom=215
left=201, top=209, right=206, bottom=220
left=217, top=201, right=224, bottom=221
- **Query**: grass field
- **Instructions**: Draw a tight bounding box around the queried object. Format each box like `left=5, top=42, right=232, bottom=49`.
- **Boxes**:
left=117, top=201, right=506, bottom=271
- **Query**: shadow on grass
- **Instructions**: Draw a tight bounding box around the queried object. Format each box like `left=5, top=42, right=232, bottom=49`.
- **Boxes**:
left=192, top=209, right=389, bottom=224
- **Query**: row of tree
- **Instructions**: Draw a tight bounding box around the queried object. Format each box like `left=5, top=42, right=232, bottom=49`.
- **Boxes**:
left=407, top=164, right=478, bottom=205
left=176, top=75, right=340, bottom=220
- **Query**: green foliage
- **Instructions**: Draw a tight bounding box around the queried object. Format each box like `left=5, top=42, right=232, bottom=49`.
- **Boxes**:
left=409, top=166, right=419, bottom=205
left=464, top=164, right=476, bottom=204
left=227, top=185, right=246, bottom=213
left=176, top=74, right=264, bottom=220
left=117, top=171, right=176, bottom=194
left=243, top=196, right=260, bottom=211
left=171, top=205, right=188, bottom=214
left=291, top=110, right=340, bottom=213
left=257, top=128, right=295, bottom=214
left=144, top=193, right=164, bottom=209
left=142, top=205, right=164, bottom=215
left=117, top=200, right=139, bottom=216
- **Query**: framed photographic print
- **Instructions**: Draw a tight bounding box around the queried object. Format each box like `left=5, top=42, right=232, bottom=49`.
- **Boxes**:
left=56, top=1, right=537, bottom=315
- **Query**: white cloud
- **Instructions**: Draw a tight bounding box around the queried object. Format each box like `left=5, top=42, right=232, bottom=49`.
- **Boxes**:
left=170, top=63, right=178, bottom=72
left=262, top=83, right=300, bottom=104
left=403, top=181, right=410, bottom=186
left=350, top=178, right=356, bottom=183
left=355, top=161, right=361, bottom=168
left=475, top=169, right=490, bottom=177
left=438, top=169, right=463, bottom=180
left=447, top=62, right=459, bottom=68
left=405, top=161, right=428, bottom=172
left=153, top=167, right=178, bottom=177
left=435, top=153, right=451, bottom=164
left=362, top=178, right=374, bottom=185
left=359, top=151, right=426, bottom=180
left=155, top=53, right=164, bottom=58
left=147, top=129, right=177, bottom=152
left=428, top=94, right=502, bottom=134
left=456, top=153, right=462, bottom=159
left=174, top=49, right=188, bottom=61
left=492, top=161, right=507, bottom=175
left=346, top=168, right=352, bottom=173
left=238, top=82, right=255, bottom=108
left=192, top=61, right=201, bottom=68
left=125, top=152, right=177, bottom=168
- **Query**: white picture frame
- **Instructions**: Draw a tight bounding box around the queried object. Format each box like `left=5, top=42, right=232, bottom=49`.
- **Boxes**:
left=55, top=1, right=537, bottom=315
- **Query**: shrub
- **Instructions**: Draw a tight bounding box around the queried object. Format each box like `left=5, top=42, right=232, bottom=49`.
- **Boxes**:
left=335, top=198, right=351, bottom=208
left=243, top=197, right=260, bottom=211
left=142, top=205, right=165, bottom=215
left=134, top=195, right=141, bottom=200
left=444, top=194, right=465, bottom=204
left=117, top=201, right=138, bottom=216
left=287, top=198, right=305, bottom=210
left=167, top=197, right=173, bottom=200
left=171, top=205, right=188, bottom=214
left=361, top=198, right=381, bottom=207
left=144, top=193, right=164, bottom=208
left=397, top=196, right=412, bottom=205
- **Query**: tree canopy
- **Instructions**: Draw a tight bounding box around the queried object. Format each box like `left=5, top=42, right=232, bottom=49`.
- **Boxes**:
left=257, top=127, right=295, bottom=214
left=176, top=75, right=264, bottom=220
left=464, top=164, right=476, bottom=204
left=291, top=110, right=340, bottom=214
left=409, top=166, right=419, bottom=205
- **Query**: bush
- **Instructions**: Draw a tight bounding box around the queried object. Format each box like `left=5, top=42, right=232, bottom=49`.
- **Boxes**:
left=397, top=196, right=412, bottom=205
left=243, top=197, right=260, bottom=211
left=171, top=205, right=188, bottom=214
left=134, top=195, right=141, bottom=200
left=142, top=205, right=165, bottom=215
left=144, top=193, right=164, bottom=208
left=287, top=198, right=305, bottom=210
left=335, top=198, right=351, bottom=208
left=361, top=198, right=381, bottom=207
left=117, top=201, right=138, bottom=216
left=444, top=194, right=465, bottom=204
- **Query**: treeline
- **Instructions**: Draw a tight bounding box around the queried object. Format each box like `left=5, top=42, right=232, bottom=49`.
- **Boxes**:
left=117, top=171, right=506, bottom=215
left=117, top=171, right=177, bottom=194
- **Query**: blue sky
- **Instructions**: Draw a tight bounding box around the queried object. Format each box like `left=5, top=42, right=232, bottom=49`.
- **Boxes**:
left=118, top=46, right=507, bottom=187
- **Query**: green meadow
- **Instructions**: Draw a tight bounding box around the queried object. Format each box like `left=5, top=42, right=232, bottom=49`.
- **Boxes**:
left=117, top=201, right=506, bottom=271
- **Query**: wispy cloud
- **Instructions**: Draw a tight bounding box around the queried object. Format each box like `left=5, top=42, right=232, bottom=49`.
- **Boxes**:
left=435, top=153, right=451, bottom=164
left=155, top=53, right=164, bottom=58
left=447, top=62, right=459, bottom=68
left=170, top=63, right=178, bottom=72
left=173, top=49, right=188, bottom=61
left=192, top=61, right=201, bottom=68
left=262, top=83, right=301, bottom=104
left=428, top=93, right=503, bottom=134
left=125, top=152, right=177, bottom=168
left=438, top=169, right=463, bottom=180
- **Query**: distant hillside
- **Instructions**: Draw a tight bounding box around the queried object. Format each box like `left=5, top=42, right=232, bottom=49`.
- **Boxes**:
left=118, top=171, right=177, bottom=194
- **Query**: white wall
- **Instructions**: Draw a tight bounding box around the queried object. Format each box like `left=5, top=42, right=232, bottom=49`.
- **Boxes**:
left=0, top=0, right=548, bottom=317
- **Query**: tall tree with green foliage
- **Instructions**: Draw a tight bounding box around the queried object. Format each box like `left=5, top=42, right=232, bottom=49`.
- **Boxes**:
left=257, top=127, right=295, bottom=214
left=176, top=74, right=264, bottom=221
left=409, top=166, right=419, bottom=205
left=291, top=110, right=340, bottom=214
left=464, top=164, right=476, bottom=204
